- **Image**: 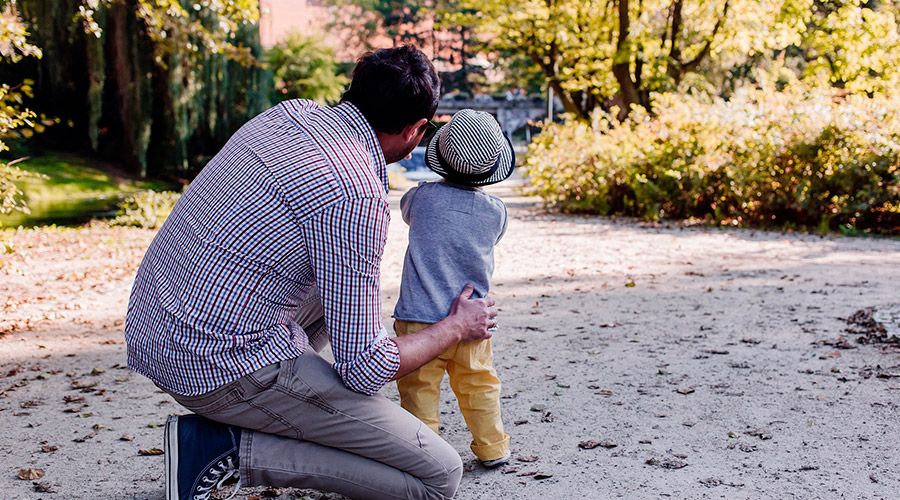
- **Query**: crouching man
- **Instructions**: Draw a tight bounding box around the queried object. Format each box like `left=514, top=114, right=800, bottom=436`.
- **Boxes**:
left=124, top=45, right=498, bottom=500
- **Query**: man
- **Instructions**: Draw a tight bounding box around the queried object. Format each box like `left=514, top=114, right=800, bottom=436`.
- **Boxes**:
left=124, top=46, right=498, bottom=500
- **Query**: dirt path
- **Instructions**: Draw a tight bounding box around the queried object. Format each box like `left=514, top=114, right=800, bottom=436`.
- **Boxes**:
left=1, top=183, right=899, bottom=499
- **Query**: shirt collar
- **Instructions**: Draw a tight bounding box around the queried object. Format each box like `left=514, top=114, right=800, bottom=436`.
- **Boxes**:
left=333, top=102, right=389, bottom=193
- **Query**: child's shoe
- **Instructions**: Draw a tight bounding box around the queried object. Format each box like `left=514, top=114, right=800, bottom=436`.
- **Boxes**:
left=480, top=451, right=511, bottom=468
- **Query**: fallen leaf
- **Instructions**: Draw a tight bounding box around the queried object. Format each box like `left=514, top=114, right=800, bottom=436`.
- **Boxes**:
left=676, top=387, right=695, bottom=395
left=745, top=428, right=773, bottom=440
left=120, top=434, right=134, bottom=442
left=17, top=468, right=44, bottom=480
left=138, top=448, right=164, bottom=456
left=533, top=473, right=554, bottom=480
left=645, top=457, right=688, bottom=469
left=579, top=439, right=616, bottom=450
left=40, top=444, right=58, bottom=453
left=578, top=440, right=601, bottom=450
left=529, top=404, right=547, bottom=412
left=517, top=455, right=539, bottom=463
left=32, top=481, right=54, bottom=493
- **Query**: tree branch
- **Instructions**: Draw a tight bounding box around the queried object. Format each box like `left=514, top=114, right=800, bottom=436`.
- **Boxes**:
left=666, top=0, right=684, bottom=82
left=682, top=0, right=730, bottom=72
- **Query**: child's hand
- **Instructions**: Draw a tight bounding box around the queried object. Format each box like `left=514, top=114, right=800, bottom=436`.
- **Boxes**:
left=448, top=284, right=498, bottom=342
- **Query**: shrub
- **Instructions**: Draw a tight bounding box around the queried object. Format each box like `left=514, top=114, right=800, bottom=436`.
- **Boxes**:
left=267, top=33, right=348, bottom=105
left=109, top=190, right=180, bottom=229
left=525, top=84, right=899, bottom=234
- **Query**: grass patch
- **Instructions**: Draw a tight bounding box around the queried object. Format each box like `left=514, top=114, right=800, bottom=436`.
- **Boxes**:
left=1, top=154, right=170, bottom=227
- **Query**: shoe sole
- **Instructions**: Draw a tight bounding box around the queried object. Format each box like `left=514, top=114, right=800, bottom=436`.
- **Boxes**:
left=165, top=415, right=179, bottom=500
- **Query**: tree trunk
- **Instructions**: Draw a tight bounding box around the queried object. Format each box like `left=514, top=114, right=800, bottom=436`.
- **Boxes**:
left=613, top=0, right=640, bottom=117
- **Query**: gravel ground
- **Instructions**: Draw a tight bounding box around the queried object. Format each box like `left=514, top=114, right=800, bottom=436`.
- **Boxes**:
left=1, top=181, right=899, bottom=499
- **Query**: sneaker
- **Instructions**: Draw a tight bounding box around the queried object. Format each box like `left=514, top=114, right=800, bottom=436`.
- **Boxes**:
left=165, top=414, right=242, bottom=500
left=480, top=451, right=511, bottom=468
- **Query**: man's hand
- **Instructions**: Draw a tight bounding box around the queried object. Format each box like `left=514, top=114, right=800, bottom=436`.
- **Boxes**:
left=447, top=284, right=498, bottom=342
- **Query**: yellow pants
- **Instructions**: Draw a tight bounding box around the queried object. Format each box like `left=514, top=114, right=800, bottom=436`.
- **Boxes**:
left=394, top=320, right=510, bottom=462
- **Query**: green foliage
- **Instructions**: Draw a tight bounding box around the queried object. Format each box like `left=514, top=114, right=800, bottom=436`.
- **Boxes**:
left=802, top=0, right=900, bottom=93
left=0, top=154, right=167, bottom=227
left=525, top=83, right=899, bottom=233
left=267, top=33, right=348, bottom=105
left=109, top=189, right=180, bottom=229
left=457, top=0, right=813, bottom=117
left=0, top=6, right=43, bottom=219
left=461, top=0, right=899, bottom=116
left=327, top=0, right=431, bottom=49
left=18, top=0, right=268, bottom=177
left=77, top=0, right=260, bottom=66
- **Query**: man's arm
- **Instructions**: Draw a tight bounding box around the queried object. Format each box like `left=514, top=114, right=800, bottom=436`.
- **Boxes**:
left=303, top=197, right=399, bottom=395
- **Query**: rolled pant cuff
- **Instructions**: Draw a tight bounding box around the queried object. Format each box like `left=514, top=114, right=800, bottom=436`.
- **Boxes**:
left=470, top=433, right=511, bottom=462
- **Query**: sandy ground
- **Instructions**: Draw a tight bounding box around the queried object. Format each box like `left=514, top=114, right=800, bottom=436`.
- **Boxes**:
left=1, top=180, right=899, bottom=500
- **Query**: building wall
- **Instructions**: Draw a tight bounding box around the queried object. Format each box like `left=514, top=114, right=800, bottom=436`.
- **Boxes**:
left=259, top=0, right=331, bottom=48
left=258, top=1, right=471, bottom=73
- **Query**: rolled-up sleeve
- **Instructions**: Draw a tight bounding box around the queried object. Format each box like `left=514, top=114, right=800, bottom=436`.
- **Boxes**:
left=303, top=196, right=400, bottom=395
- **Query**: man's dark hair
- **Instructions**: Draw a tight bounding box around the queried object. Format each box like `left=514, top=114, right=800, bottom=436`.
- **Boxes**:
left=342, top=45, right=441, bottom=134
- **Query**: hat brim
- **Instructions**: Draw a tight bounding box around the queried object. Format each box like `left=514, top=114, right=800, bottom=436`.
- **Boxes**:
left=424, top=125, right=516, bottom=187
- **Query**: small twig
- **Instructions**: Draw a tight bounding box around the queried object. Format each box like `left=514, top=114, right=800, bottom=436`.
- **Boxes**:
left=6, top=156, right=31, bottom=168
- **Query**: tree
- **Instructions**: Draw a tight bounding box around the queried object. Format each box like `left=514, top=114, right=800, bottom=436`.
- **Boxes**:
left=462, top=0, right=817, bottom=119
left=0, top=3, right=42, bottom=217
left=801, top=0, right=900, bottom=93
left=328, top=0, right=487, bottom=94
left=14, top=0, right=267, bottom=177
left=267, top=33, right=348, bottom=104
left=328, top=0, right=432, bottom=51
left=463, top=0, right=900, bottom=119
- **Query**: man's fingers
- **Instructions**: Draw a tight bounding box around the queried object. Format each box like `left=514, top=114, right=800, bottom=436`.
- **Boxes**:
left=487, top=308, right=498, bottom=319
left=482, top=295, right=496, bottom=307
left=459, top=283, right=475, bottom=300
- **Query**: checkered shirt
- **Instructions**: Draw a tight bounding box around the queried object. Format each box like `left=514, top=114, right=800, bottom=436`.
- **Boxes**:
left=124, top=100, right=400, bottom=396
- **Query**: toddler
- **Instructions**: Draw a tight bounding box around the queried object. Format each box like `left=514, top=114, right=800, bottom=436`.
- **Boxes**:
left=393, top=109, right=515, bottom=467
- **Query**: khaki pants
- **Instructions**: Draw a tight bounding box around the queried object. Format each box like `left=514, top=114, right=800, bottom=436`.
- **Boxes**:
left=394, top=320, right=510, bottom=462
left=170, top=351, right=463, bottom=499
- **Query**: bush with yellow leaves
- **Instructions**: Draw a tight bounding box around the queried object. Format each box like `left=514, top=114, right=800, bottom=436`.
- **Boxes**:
left=525, top=84, right=899, bottom=234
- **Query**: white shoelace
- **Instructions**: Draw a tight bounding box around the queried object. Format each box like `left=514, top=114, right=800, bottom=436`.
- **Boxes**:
left=193, top=456, right=241, bottom=500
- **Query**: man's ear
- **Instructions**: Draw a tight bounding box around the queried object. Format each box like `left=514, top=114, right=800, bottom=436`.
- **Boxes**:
left=403, top=118, right=428, bottom=142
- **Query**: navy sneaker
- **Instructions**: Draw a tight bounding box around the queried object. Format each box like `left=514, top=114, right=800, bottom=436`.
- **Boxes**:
left=165, top=414, right=242, bottom=500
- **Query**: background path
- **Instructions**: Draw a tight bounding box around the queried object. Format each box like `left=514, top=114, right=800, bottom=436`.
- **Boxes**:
left=1, top=182, right=899, bottom=499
